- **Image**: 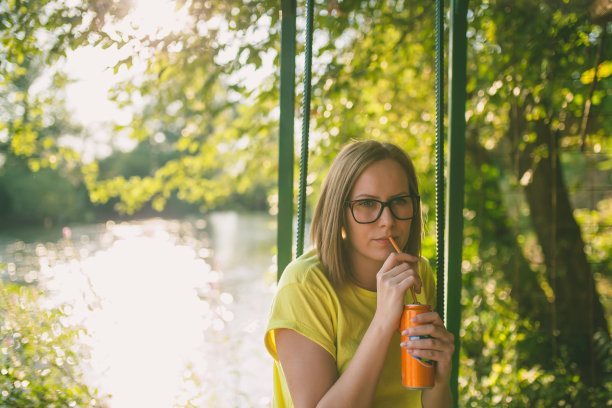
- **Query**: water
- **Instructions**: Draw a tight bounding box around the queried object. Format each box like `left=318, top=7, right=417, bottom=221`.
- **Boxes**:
left=0, top=213, right=278, bottom=407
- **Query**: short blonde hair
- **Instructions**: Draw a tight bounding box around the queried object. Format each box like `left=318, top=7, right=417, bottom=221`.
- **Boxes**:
left=310, top=140, right=422, bottom=286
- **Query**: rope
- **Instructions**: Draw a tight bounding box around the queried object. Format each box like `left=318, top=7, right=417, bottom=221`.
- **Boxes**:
left=296, top=0, right=314, bottom=257
left=435, top=0, right=445, bottom=321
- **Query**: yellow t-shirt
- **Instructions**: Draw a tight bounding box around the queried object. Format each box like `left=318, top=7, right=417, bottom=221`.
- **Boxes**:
left=264, top=248, right=437, bottom=407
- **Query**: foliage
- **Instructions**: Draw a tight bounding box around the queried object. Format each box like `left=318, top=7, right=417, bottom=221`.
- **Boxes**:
left=0, top=1, right=126, bottom=225
left=464, top=0, right=611, bottom=386
left=0, top=0, right=131, bottom=167
left=575, top=196, right=612, bottom=328
left=460, top=265, right=612, bottom=407
left=80, top=0, right=282, bottom=214
left=0, top=277, right=106, bottom=407
left=0, top=154, right=94, bottom=227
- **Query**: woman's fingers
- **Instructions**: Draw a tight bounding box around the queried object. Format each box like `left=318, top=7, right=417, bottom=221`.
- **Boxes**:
left=401, top=330, right=455, bottom=352
left=409, top=311, right=442, bottom=325
left=374, top=252, right=422, bottom=333
left=400, top=312, right=455, bottom=363
left=403, top=314, right=454, bottom=343
left=380, top=252, right=418, bottom=271
left=379, top=264, right=422, bottom=293
left=377, top=254, right=422, bottom=291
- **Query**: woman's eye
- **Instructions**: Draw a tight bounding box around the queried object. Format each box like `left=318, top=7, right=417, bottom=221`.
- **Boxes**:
left=392, top=197, right=408, bottom=205
left=356, top=200, right=376, bottom=208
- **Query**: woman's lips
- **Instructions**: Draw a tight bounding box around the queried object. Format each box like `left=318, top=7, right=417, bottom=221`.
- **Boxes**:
left=374, top=237, right=393, bottom=245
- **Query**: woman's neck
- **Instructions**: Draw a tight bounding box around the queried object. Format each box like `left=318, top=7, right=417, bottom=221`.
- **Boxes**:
left=350, top=256, right=382, bottom=292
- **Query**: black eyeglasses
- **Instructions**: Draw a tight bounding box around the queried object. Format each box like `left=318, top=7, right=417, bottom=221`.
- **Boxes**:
left=344, top=194, right=420, bottom=224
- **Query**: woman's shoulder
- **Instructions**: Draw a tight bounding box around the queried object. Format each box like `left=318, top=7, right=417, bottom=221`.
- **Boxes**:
left=271, top=248, right=340, bottom=321
left=415, top=255, right=437, bottom=308
left=417, top=255, right=433, bottom=272
left=416, top=256, right=435, bottom=285
left=278, top=248, right=330, bottom=288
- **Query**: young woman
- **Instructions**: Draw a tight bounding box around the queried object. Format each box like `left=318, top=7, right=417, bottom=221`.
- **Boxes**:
left=265, top=140, right=455, bottom=407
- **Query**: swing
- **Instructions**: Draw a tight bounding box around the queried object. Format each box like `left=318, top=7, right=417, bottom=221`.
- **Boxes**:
left=276, top=1, right=468, bottom=405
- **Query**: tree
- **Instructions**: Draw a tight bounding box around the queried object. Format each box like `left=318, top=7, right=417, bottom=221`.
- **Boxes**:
left=0, top=0, right=131, bottom=166
left=81, top=0, right=282, bottom=214
left=465, top=0, right=611, bottom=386
left=0, top=279, right=107, bottom=406
left=0, top=1, right=135, bottom=225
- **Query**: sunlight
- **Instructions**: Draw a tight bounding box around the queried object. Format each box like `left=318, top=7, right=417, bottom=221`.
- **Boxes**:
left=62, top=0, right=191, bottom=161
left=29, top=217, right=275, bottom=407
left=115, top=0, right=190, bottom=40
left=42, top=232, right=211, bottom=407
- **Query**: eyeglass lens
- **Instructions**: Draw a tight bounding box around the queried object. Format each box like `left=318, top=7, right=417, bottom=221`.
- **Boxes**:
left=351, top=196, right=415, bottom=223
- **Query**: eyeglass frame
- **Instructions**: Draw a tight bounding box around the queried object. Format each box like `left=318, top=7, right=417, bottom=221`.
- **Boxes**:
left=344, top=194, right=421, bottom=224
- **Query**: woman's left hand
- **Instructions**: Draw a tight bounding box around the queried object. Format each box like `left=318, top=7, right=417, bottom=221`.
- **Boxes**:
left=400, top=311, right=455, bottom=384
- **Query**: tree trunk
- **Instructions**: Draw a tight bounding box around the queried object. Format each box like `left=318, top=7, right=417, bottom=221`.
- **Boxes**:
left=516, top=120, right=609, bottom=386
left=466, top=130, right=557, bottom=366
left=466, top=131, right=551, bottom=320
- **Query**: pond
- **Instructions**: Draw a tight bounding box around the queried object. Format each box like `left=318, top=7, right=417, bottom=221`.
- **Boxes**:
left=0, top=212, right=279, bottom=408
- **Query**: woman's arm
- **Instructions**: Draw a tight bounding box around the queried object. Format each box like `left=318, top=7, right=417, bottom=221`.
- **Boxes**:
left=275, top=316, right=395, bottom=408
left=276, top=252, right=421, bottom=408
left=275, top=329, right=338, bottom=406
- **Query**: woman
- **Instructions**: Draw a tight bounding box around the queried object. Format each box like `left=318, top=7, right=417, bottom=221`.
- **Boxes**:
left=265, top=140, right=455, bottom=407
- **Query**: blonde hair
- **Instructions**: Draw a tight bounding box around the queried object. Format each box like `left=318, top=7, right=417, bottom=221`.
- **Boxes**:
left=310, top=140, right=422, bottom=286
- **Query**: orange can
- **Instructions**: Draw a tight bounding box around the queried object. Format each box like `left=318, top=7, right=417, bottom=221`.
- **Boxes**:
left=401, top=304, right=434, bottom=389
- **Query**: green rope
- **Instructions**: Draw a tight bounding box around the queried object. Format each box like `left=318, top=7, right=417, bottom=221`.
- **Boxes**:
left=435, top=0, right=445, bottom=321
left=296, top=0, right=314, bottom=257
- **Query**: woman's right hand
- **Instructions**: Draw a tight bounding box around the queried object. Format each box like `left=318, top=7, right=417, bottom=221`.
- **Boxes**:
left=374, top=252, right=421, bottom=333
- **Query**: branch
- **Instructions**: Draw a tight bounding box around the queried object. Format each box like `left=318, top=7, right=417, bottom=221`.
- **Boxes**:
left=580, top=26, right=606, bottom=151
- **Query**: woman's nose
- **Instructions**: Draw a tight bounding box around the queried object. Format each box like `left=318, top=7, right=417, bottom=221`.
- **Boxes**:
left=378, top=205, right=395, bottom=226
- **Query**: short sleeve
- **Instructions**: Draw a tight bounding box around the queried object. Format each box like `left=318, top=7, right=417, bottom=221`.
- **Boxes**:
left=265, top=279, right=338, bottom=362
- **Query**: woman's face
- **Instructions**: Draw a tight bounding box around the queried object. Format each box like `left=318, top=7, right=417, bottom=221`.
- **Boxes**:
left=345, top=158, right=413, bottom=271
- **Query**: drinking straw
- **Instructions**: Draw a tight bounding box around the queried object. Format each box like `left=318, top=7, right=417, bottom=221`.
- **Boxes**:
left=388, top=236, right=419, bottom=304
